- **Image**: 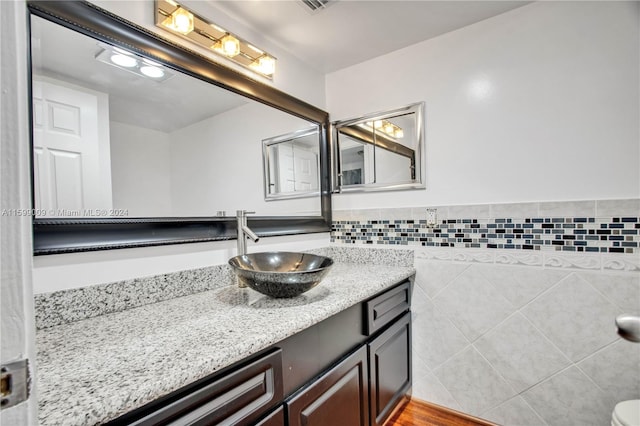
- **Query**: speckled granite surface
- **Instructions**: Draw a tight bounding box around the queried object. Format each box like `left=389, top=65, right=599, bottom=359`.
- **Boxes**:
left=36, top=262, right=415, bottom=426
left=34, top=246, right=413, bottom=330
left=321, top=246, right=414, bottom=267
left=35, top=265, right=235, bottom=330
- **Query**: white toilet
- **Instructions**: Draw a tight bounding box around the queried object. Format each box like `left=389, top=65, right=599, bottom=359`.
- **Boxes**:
left=611, top=400, right=640, bottom=426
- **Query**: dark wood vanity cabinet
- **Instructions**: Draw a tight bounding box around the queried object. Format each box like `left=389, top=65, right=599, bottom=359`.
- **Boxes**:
left=283, top=280, right=412, bottom=426
left=254, top=406, right=285, bottom=426
left=368, top=312, right=412, bottom=426
left=110, top=279, right=412, bottom=426
left=286, top=346, right=370, bottom=426
left=110, top=350, right=284, bottom=426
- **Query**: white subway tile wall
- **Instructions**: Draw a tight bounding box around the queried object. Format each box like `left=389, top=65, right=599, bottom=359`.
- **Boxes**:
left=331, top=199, right=640, bottom=426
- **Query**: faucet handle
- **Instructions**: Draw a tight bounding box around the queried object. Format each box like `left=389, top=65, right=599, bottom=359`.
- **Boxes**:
left=236, top=210, right=256, bottom=217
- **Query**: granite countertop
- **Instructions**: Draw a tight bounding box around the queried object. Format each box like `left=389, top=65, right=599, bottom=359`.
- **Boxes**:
left=36, top=261, right=415, bottom=425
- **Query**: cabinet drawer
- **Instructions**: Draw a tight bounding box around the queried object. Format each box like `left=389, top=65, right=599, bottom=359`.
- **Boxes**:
left=365, top=281, right=411, bottom=336
left=286, top=346, right=369, bottom=426
left=127, top=350, right=283, bottom=426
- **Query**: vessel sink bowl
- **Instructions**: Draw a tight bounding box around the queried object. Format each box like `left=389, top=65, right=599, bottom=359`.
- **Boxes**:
left=228, top=252, right=333, bottom=298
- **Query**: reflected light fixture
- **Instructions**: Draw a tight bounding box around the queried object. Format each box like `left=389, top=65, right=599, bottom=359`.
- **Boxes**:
left=110, top=53, right=137, bottom=68
left=95, top=43, right=174, bottom=82
left=155, top=0, right=277, bottom=79
left=364, top=119, right=404, bottom=139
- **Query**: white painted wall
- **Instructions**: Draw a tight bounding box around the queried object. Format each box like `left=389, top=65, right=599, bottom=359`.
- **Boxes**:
left=110, top=121, right=173, bottom=217
left=170, top=101, right=321, bottom=216
left=1, top=0, right=38, bottom=422
left=327, top=1, right=640, bottom=210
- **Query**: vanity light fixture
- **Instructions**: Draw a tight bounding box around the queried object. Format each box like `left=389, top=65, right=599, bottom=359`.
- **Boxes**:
left=155, top=0, right=277, bottom=79
left=161, top=5, right=194, bottom=35
left=213, top=34, right=241, bottom=57
left=95, top=44, right=174, bottom=82
left=251, top=54, right=276, bottom=76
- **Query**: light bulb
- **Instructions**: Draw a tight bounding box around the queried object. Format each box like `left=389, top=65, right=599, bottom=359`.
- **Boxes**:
left=251, top=55, right=276, bottom=76
left=162, top=7, right=194, bottom=35
left=373, top=120, right=383, bottom=129
left=394, top=129, right=404, bottom=138
left=140, top=66, right=165, bottom=78
left=220, top=34, right=240, bottom=57
left=110, top=54, right=137, bottom=68
left=384, top=123, right=394, bottom=135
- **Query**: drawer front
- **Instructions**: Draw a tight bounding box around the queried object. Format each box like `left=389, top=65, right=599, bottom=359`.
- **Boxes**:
left=365, top=281, right=411, bottom=335
left=286, top=346, right=369, bottom=426
left=130, top=350, right=283, bottom=426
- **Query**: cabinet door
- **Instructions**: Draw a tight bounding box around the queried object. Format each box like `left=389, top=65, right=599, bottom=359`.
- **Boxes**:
left=286, top=346, right=369, bottom=426
left=255, top=405, right=284, bottom=426
left=369, top=312, right=411, bottom=426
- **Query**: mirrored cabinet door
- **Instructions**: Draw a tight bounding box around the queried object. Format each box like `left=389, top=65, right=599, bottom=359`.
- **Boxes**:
left=333, top=102, right=425, bottom=193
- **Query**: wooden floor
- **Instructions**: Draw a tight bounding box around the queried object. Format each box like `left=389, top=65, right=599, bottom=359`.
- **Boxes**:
left=384, top=398, right=497, bottom=426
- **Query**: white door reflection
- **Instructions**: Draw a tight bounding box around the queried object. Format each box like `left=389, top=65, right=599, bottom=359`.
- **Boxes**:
left=263, top=128, right=320, bottom=200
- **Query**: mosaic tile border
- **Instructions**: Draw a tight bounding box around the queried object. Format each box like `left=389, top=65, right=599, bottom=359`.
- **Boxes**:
left=331, top=216, right=639, bottom=254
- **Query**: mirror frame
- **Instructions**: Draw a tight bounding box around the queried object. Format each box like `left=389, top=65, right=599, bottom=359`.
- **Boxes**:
left=262, top=127, right=321, bottom=201
left=332, top=102, right=425, bottom=193
left=28, top=0, right=331, bottom=255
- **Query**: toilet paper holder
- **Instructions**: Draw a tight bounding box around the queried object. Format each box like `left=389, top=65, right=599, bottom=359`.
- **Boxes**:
left=616, top=314, right=640, bottom=343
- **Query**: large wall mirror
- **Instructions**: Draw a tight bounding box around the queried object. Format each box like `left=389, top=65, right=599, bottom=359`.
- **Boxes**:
left=332, top=102, right=425, bottom=193
left=28, top=1, right=331, bottom=254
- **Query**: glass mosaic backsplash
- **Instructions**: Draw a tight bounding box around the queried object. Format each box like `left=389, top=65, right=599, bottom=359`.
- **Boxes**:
left=332, top=214, right=639, bottom=254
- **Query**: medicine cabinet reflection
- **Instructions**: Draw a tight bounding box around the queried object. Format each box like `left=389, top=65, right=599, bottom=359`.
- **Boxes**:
left=333, top=102, right=425, bottom=193
left=263, top=128, right=320, bottom=200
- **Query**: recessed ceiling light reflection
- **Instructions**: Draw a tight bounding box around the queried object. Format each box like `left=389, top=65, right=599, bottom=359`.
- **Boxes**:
left=95, top=43, right=174, bottom=82
left=140, top=66, right=165, bottom=78
left=110, top=54, right=138, bottom=68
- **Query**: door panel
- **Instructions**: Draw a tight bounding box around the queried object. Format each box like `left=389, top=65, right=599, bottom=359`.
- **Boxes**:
left=32, top=79, right=111, bottom=216
left=369, top=312, right=412, bottom=426
left=287, top=346, right=369, bottom=426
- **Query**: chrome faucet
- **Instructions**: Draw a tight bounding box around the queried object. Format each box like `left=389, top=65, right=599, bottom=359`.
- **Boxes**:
left=236, top=210, right=259, bottom=256
left=236, top=210, right=259, bottom=288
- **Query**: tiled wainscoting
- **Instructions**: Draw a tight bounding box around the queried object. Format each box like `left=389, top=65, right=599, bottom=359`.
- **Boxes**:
left=332, top=199, right=640, bottom=426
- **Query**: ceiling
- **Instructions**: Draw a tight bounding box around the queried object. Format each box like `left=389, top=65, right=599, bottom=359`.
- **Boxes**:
left=31, top=14, right=249, bottom=133
left=29, top=1, right=532, bottom=132
left=211, top=0, right=531, bottom=73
